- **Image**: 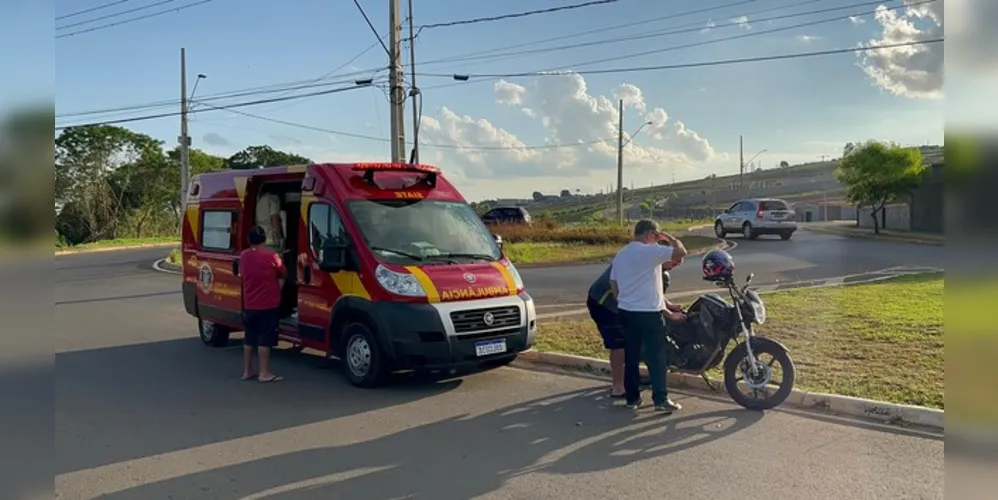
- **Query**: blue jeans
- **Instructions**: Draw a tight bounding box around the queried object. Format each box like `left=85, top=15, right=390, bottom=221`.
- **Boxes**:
left=619, top=309, right=668, bottom=405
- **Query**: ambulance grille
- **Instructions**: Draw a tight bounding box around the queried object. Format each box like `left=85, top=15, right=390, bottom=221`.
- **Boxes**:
left=450, top=306, right=521, bottom=334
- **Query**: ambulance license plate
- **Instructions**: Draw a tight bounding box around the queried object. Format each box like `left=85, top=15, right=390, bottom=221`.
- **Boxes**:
left=475, top=339, right=507, bottom=357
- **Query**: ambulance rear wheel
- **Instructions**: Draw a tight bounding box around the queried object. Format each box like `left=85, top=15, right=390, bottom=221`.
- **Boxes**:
left=342, top=322, right=389, bottom=388
left=199, top=318, right=230, bottom=347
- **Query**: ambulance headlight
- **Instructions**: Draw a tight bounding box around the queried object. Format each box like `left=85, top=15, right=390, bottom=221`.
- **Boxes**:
left=503, top=260, right=525, bottom=292
left=375, top=265, right=426, bottom=297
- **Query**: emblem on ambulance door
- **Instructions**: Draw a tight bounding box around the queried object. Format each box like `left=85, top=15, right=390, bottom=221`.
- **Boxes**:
left=483, top=312, right=495, bottom=326
left=464, top=272, right=476, bottom=283
left=198, top=263, right=214, bottom=294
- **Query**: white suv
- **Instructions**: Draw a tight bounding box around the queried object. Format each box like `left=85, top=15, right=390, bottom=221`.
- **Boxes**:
left=714, top=198, right=797, bottom=240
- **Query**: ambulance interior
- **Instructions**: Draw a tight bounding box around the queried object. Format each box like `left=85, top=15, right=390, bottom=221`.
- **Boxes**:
left=252, top=180, right=302, bottom=321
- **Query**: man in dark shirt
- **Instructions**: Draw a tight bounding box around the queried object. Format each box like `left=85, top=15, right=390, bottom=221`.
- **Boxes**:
left=586, top=259, right=685, bottom=398
left=238, top=225, right=287, bottom=383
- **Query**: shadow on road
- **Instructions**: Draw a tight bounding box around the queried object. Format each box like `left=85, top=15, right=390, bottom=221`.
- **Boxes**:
left=56, top=338, right=462, bottom=476
left=98, top=387, right=763, bottom=499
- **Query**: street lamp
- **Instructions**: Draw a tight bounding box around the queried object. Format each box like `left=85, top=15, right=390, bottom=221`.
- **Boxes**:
left=623, top=120, right=654, bottom=147
left=616, top=120, right=655, bottom=223
left=742, top=148, right=766, bottom=195
left=190, top=74, right=206, bottom=101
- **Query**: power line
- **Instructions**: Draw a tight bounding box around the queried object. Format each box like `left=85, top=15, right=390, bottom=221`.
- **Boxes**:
left=55, top=82, right=372, bottom=130
left=56, top=0, right=219, bottom=39
left=419, top=39, right=943, bottom=82
left=197, top=100, right=614, bottom=151
left=423, top=0, right=857, bottom=67
left=420, top=0, right=934, bottom=78
left=56, top=0, right=134, bottom=20
left=56, top=68, right=388, bottom=119
left=57, top=0, right=176, bottom=31
left=245, top=39, right=387, bottom=111
left=419, top=0, right=620, bottom=30
left=417, top=0, right=767, bottom=66
left=352, top=0, right=391, bottom=55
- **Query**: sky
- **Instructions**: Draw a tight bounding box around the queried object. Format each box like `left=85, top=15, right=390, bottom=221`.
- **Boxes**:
left=41, top=0, right=946, bottom=201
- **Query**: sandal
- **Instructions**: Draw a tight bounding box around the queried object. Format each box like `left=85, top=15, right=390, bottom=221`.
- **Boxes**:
left=241, top=373, right=258, bottom=381
left=258, top=375, right=284, bottom=383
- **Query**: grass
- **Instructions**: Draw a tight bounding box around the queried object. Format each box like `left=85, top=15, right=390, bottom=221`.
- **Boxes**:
left=55, top=236, right=179, bottom=252
left=166, top=247, right=181, bottom=265
left=505, top=235, right=717, bottom=265
left=806, top=223, right=943, bottom=244
left=534, top=272, right=944, bottom=409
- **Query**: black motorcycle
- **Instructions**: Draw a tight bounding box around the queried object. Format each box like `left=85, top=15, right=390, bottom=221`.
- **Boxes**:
left=662, top=271, right=796, bottom=410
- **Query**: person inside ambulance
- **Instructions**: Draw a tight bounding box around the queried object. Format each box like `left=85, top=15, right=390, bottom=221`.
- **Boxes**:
left=256, top=189, right=284, bottom=251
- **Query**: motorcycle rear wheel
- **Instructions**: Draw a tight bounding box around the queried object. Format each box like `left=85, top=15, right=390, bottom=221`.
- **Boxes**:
left=723, top=338, right=796, bottom=411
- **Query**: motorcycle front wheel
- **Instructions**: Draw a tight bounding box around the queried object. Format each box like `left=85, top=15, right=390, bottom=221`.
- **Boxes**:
left=723, top=338, right=796, bottom=411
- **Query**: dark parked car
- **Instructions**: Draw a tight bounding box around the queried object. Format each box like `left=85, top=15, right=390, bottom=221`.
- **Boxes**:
left=481, top=206, right=532, bottom=225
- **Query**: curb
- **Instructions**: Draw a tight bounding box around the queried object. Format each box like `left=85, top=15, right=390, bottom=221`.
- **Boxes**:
left=803, top=226, right=943, bottom=246
left=512, top=350, right=943, bottom=430
left=55, top=242, right=178, bottom=256
left=152, top=258, right=181, bottom=275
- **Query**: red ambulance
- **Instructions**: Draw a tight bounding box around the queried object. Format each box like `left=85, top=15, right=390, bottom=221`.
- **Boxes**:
left=181, top=163, right=537, bottom=387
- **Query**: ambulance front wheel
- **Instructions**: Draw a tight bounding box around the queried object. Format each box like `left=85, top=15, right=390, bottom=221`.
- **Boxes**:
left=198, top=318, right=231, bottom=347
left=341, top=322, right=389, bottom=388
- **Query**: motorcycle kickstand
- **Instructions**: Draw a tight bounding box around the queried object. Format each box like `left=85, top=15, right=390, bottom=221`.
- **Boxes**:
left=701, top=373, right=721, bottom=393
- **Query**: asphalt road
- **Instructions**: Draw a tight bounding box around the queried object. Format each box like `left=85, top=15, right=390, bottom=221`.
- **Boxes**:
left=522, top=226, right=943, bottom=306
left=55, top=242, right=943, bottom=499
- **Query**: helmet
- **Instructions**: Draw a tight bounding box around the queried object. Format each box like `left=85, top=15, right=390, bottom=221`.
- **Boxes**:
left=702, top=249, right=735, bottom=282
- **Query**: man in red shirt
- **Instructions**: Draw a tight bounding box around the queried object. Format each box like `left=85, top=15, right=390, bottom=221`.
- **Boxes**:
left=238, top=225, right=287, bottom=383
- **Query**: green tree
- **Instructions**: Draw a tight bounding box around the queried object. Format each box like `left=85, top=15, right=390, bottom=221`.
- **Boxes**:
left=225, top=145, right=310, bottom=170
left=55, top=125, right=165, bottom=242
left=835, top=141, right=926, bottom=234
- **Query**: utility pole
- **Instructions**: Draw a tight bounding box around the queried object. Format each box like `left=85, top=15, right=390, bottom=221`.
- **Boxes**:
left=615, top=99, right=624, bottom=225
left=738, top=135, right=744, bottom=194
left=406, top=0, right=420, bottom=163
left=388, top=0, right=406, bottom=162
left=179, top=47, right=190, bottom=207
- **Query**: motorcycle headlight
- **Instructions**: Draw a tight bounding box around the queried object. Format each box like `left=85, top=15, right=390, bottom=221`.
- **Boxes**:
left=750, top=301, right=766, bottom=325
left=375, top=265, right=426, bottom=297
left=746, top=290, right=766, bottom=325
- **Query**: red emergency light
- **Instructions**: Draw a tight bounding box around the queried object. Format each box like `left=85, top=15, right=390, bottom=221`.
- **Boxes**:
left=352, top=162, right=439, bottom=187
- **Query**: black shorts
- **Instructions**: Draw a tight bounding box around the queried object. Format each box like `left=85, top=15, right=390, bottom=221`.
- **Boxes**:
left=587, top=298, right=624, bottom=350
left=243, top=308, right=280, bottom=348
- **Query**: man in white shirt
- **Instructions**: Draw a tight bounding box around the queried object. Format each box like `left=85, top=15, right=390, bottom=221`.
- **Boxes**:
left=255, top=191, right=284, bottom=251
left=609, top=219, right=688, bottom=412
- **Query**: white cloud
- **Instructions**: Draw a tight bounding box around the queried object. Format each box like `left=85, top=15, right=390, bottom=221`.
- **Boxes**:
left=797, top=35, right=821, bottom=43
left=700, top=19, right=716, bottom=33
left=493, top=79, right=526, bottom=106
left=417, top=72, right=724, bottom=183
left=857, top=1, right=943, bottom=99
left=730, top=16, right=751, bottom=30
left=849, top=15, right=866, bottom=25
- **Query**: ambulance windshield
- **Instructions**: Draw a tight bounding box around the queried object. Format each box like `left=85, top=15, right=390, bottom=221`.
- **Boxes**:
left=347, top=199, right=501, bottom=264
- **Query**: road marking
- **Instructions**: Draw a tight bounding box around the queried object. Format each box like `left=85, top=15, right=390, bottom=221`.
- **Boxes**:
left=152, top=258, right=180, bottom=275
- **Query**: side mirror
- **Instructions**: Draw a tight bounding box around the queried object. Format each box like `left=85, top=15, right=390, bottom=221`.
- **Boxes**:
left=746, top=273, right=754, bottom=284
left=492, top=233, right=503, bottom=252
left=662, top=271, right=671, bottom=292
left=318, top=238, right=350, bottom=272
